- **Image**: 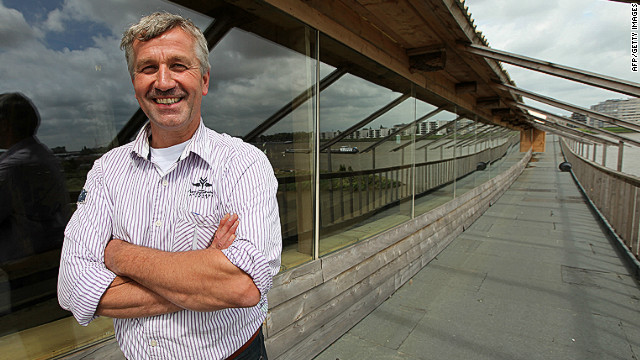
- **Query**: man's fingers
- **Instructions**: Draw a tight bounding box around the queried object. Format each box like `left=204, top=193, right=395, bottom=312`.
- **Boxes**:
left=217, top=214, right=237, bottom=235
left=210, top=214, right=239, bottom=250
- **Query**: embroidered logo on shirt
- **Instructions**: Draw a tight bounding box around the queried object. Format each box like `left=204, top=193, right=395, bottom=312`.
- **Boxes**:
left=189, top=177, right=214, bottom=198
left=77, top=188, right=88, bottom=204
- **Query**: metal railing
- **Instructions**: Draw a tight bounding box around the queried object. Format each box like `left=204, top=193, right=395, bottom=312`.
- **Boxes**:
left=560, top=138, right=640, bottom=261
left=276, top=135, right=519, bottom=242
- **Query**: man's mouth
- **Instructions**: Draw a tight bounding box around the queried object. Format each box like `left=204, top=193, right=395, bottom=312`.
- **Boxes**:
left=154, top=97, right=182, bottom=105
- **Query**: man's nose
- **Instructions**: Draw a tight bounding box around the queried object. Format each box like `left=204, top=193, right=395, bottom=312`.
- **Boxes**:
left=155, top=65, right=176, bottom=91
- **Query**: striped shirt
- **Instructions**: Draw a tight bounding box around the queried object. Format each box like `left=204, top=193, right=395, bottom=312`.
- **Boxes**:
left=57, top=120, right=282, bottom=359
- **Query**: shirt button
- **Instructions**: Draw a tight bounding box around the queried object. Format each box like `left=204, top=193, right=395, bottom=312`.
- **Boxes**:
left=162, top=179, right=169, bottom=186
left=155, top=220, right=162, bottom=227
left=150, top=339, right=158, bottom=347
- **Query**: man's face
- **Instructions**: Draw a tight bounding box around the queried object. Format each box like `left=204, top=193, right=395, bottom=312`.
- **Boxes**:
left=131, top=27, right=209, bottom=147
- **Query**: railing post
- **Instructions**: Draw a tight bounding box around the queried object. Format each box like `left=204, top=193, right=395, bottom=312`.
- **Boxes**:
left=372, top=148, right=376, bottom=169
left=618, top=141, right=624, bottom=172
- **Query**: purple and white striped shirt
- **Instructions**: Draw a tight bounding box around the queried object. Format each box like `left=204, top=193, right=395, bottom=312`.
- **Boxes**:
left=57, top=120, right=282, bottom=359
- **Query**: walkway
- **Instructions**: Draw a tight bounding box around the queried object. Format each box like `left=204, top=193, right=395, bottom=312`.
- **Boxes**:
left=315, top=137, right=640, bottom=360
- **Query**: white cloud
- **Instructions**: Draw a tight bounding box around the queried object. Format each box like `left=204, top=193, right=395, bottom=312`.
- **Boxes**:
left=42, top=8, right=66, bottom=32
left=0, top=3, right=42, bottom=47
left=465, top=0, right=639, bottom=114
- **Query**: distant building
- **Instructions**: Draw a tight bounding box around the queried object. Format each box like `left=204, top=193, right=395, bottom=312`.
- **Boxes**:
left=323, top=120, right=450, bottom=140
left=589, top=98, right=640, bottom=127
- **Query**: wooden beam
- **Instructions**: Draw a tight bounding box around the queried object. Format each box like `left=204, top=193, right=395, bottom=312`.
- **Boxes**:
left=476, top=97, right=501, bottom=108
left=408, top=47, right=446, bottom=72
left=521, top=116, right=618, bottom=146
left=455, top=81, right=477, bottom=94
left=491, top=108, right=512, bottom=116
left=515, top=102, right=640, bottom=147
left=527, top=122, right=597, bottom=146
left=497, top=83, right=640, bottom=132
left=462, top=43, right=640, bottom=97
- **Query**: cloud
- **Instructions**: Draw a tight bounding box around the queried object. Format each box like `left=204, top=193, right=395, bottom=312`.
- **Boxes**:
left=465, top=0, right=639, bottom=114
left=42, top=8, right=66, bottom=32
left=0, top=3, right=42, bottom=47
left=0, top=0, right=214, bottom=150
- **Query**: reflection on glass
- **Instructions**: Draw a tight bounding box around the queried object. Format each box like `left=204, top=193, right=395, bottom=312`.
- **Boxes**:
left=0, top=92, right=70, bottom=334
left=206, top=27, right=317, bottom=270
left=318, top=70, right=414, bottom=255
left=413, top=105, right=458, bottom=216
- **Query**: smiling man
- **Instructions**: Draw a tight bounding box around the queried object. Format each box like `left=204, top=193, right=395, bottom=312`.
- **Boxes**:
left=57, top=12, right=282, bottom=360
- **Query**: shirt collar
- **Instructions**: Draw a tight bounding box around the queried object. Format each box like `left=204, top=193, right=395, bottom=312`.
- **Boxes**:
left=130, top=119, right=214, bottom=167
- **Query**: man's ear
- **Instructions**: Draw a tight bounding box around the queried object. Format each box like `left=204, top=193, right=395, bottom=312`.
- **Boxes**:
left=202, top=70, right=210, bottom=96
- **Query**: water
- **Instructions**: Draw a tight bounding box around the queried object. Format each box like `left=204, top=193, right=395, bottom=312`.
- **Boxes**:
left=572, top=132, right=640, bottom=178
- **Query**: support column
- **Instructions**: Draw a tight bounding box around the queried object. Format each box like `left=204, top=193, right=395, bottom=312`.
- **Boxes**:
left=520, top=128, right=545, bottom=152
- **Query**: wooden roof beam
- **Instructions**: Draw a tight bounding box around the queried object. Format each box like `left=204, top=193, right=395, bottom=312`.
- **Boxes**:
left=455, top=81, right=477, bottom=94
left=515, top=102, right=640, bottom=147
left=407, top=46, right=446, bottom=72
left=461, top=43, right=640, bottom=97
left=476, top=96, right=501, bottom=108
left=496, top=83, right=640, bottom=132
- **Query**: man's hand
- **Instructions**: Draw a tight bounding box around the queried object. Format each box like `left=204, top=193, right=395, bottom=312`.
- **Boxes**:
left=210, top=213, right=239, bottom=250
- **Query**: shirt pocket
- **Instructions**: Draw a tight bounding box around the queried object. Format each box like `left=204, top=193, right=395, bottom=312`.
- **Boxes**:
left=172, top=211, right=220, bottom=251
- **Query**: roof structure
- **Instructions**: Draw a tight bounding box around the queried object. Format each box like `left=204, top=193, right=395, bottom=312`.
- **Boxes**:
left=171, top=0, right=528, bottom=130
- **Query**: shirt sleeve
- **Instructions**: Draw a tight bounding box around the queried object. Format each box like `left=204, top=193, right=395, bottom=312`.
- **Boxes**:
left=220, top=147, right=282, bottom=301
left=57, top=159, right=117, bottom=326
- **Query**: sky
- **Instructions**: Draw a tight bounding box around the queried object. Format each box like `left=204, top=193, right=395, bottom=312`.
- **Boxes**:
left=0, top=0, right=637, bottom=150
left=463, top=0, right=639, bottom=116
left=0, top=0, right=213, bottom=150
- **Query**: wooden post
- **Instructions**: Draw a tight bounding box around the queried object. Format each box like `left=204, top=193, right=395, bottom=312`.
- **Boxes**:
left=372, top=148, right=376, bottom=169
left=618, top=141, right=624, bottom=172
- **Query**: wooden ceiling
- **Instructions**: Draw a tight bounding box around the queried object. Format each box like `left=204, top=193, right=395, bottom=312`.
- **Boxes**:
left=171, top=0, right=528, bottom=130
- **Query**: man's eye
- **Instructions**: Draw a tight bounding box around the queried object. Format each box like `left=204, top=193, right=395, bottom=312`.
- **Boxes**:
left=140, top=66, right=157, bottom=74
left=171, top=64, right=188, bottom=71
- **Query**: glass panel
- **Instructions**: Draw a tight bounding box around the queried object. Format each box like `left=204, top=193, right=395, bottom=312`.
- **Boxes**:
left=205, top=27, right=317, bottom=270
left=317, top=54, right=415, bottom=255
left=0, top=0, right=316, bottom=357
left=454, top=118, right=485, bottom=197
left=0, top=2, right=212, bottom=357
left=413, top=102, right=457, bottom=216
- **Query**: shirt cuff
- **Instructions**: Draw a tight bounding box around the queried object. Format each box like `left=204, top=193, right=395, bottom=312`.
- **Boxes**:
left=222, top=240, right=272, bottom=299
left=68, top=264, right=116, bottom=326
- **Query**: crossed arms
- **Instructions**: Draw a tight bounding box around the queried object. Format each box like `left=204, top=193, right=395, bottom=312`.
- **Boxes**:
left=95, top=214, right=261, bottom=319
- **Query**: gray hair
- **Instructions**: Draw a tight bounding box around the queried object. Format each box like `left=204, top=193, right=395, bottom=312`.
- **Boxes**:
left=120, top=12, right=210, bottom=78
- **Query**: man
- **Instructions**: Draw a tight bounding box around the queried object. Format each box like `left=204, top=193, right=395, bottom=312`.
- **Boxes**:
left=1, top=92, right=70, bottom=318
left=57, top=12, right=282, bottom=359
left=0, top=92, right=70, bottom=265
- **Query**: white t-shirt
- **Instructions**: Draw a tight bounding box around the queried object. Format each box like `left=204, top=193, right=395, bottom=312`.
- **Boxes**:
left=150, top=140, right=189, bottom=176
